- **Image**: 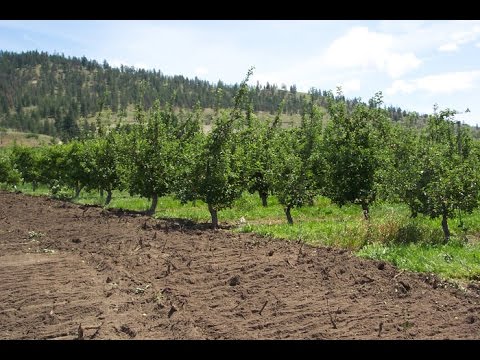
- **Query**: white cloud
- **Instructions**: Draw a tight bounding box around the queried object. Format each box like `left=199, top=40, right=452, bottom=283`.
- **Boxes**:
left=386, top=71, right=480, bottom=95
left=386, top=80, right=416, bottom=95
left=322, top=26, right=421, bottom=78
left=109, top=58, right=128, bottom=68
left=451, top=26, right=480, bottom=44
left=374, top=21, right=480, bottom=58
left=94, top=21, right=260, bottom=84
left=338, top=79, right=361, bottom=94
left=133, top=62, right=149, bottom=70
left=385, top=53, right=422, bottom=78
left=195, top=66, right=209, bottom=77
left=438, top=43, right=458, bottom=52
left=323, top=27, right=390, bottom=68
left=436, top=24, right=480, bottom=53
left=476, top=42, right=480, bottom=48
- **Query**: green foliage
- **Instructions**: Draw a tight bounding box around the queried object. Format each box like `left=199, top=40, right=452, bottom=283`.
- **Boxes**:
left=86, top=133, right=121, bottom=205
left=116, top=100, right=177, bottom=214
left=50, top=181, right=74, bottom=200
left=174, top=68, right=255, bottom=228
left=247, top=98, right=325, bottom=224
left=238, top=110, right=273, bottom=205
left=172, top=105, right=206, bottom=205
left=323, top=91, right=391, bottom=218
left=0, top=151, right=20, bottom=187
left=79, top=107, right=123, bottom=205
left=61, top=141, right=93, bottom=197
left=200, top=110, right=245, bottom=218
left=37, top=144, right=66, bottom=190
left=374, top=124, right=419, bottom=203
left=268, top=128, right=316, bottom=224
left=299, top=102, right=326, bottom=192
left=10, top=145, right=42, bottom=189
left=402, top=109, right=480, bottom=241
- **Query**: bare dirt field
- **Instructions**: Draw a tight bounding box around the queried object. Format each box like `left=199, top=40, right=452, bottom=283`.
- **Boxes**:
left=1, top=190, right=479, bottom=339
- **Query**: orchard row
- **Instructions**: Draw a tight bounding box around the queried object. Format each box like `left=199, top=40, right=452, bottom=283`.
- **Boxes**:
left=1, top=73, right=478, bottom=242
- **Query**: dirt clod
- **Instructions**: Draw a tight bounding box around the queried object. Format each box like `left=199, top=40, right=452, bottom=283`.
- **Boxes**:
left=466, top=315, right=477, bottom=324
left=119, top=324, right=136, bottom=338
left=228, top=275, right=241, bottom=286
left=168, top=305, right=177, bottom=318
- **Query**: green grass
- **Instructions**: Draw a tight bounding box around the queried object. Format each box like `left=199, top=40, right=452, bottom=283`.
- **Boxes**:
left=15, top=182, right=50, bottom=196
left=10, top=183, right=480, bottom=281
left=236, top=221, right=367, bottom=249
left=358, top=241, right=480, bottom=280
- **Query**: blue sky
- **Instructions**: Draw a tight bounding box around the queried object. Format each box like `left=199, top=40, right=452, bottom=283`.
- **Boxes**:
left=1, top=20, right=480, bottom=125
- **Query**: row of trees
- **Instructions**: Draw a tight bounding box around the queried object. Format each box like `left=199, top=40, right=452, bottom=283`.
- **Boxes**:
left=1, top=71, right=479, bottom=242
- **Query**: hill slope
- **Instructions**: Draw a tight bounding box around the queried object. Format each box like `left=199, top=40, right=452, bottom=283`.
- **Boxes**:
left=0, top=50, right=420, bottom=140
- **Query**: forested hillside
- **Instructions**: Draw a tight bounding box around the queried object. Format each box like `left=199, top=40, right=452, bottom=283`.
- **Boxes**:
left=0, top=50, right=420, bottom=141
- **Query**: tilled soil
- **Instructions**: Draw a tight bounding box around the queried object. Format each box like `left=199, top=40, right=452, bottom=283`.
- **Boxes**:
left=1, top=190, right=479, bottom=339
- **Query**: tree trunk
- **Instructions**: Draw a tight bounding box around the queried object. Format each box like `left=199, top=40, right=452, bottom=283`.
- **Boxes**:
left=74, top=184, right=83, bottom=198
left=100, top=188, right=104, bottom=197
left=105, top=189, right=112, bottom=206
left=442, top=210, right=450, bottom=243
left=32, top=181, right=37, bottom=192
left=260, top=192, right=268, bottom=207
left=361, top=201, right=370, bottom=220
left=285, top=206, right=293, bottom=225
left=146, top=193, right=158, bottom=216
left=208, top=203, right=219, bottom=229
